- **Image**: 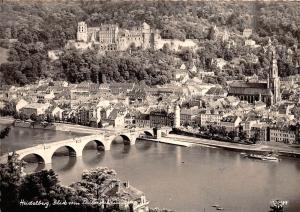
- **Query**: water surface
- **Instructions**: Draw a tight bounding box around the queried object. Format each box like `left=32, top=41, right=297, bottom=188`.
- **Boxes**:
left=2, top=125, right=300, bottom=212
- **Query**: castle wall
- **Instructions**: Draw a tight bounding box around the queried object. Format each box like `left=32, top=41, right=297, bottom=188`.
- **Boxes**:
left=73, top=22, right=197, bottom=52
left=154, top=38, right=198, bottom=51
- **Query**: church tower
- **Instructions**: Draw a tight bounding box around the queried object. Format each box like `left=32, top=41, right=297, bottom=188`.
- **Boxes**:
left=268, top=47, right=281, bottom=105
left=77, top=22, right=88, bottom=42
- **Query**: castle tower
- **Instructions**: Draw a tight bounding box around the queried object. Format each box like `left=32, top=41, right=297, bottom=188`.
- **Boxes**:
left=268, top=48, right=281, bottom=105
left=77, top=22, right=88, bottom=42
left=142, top=21, right=151, bottom=49
left=174, top=104, right=180, bottom=128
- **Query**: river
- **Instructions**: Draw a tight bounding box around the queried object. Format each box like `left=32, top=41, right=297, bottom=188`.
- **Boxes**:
left=1, top=125, right=300, bottom=212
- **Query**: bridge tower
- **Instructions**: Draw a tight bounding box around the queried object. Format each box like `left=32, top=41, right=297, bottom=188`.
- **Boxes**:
left=174, top=104, right=180, bottom=128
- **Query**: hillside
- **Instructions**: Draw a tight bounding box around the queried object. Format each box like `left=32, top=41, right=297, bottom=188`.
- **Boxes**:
left=0, top=47, right=8, bottom=64
left=0, top=1, right=299, bottom=86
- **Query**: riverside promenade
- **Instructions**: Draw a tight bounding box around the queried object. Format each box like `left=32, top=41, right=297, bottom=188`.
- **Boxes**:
left=147, top=134, right=300, bottom=157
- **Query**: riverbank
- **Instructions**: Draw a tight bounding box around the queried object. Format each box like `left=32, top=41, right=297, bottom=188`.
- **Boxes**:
left=0, top=116, right=102, bottom=134
left=0, top=116, right=14, bottom=125
left=146, top=134, right=300, bottom=158
left=138, top=136, right=194, bottom=147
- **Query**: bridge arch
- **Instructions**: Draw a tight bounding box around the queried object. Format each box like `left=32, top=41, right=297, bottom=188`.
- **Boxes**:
left=21, top=153, right=45, bottom=164
left=144, top=130, right=154, bottom=137
left=51, top=145, right=77, bottom=159
left=83, top=140, right=105, bottom=151
left=112, top=134, right=132, bottom=145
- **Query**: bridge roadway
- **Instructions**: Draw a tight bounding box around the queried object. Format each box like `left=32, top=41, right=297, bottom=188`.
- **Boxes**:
left=2, top=127, right=172, bottom=164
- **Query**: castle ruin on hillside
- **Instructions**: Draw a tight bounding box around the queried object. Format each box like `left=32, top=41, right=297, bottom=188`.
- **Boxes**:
left=66, top=21, right=198, bottom=52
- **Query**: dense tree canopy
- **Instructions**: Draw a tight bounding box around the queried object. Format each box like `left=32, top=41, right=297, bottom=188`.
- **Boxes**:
left=0, top=1, right=299, bottom=86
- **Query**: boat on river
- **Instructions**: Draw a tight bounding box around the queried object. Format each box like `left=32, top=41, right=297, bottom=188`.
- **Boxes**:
left=246, top=153, right=279, bottom=162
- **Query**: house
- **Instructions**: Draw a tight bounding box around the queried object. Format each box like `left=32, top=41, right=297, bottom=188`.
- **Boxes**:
left=19, top=103, right=51, bottom=117
left=243, top=28, right=252, bottom=38
left=128, top=88, right=147, bottom=105
left=124, top=113, right=135, bottom=126
left=250, top=123, right=268, bottom=142
left=236, top=101, right=253, bottom=115
left=180, top=107, right=199, bottom=126
left=198, top=69, right=215, bottom=80
left=220, top=116, right=242, bottom=132
left=245, top=39, right=256, bottom=47
left=199, top=109, right=223, bottom=127
left=62, top=109, right=77, bottom=121
left=36, top=89, right=55, bottom=103
left=15, top=99, right=28, bottom=112
left=149, top=109, right=173, bottom=127
left=98, top=179, right=149, bottom=212
left=50, top=106, right=64, bottom=120
left=205, top=87, right=228, bottom=98
left=254, top=100, right=267, bottom=111
left=117, top=96, right=130, bottom=106
left=241, top=117, right=260, bottom=138
left=174, top=69, right=189, bottom=83
left=47, top=50, right=63, bottom=61
left=135, top=113, right=151, bottom=128
left=109, top=83, right=135, bottom=95
left=189, top=64, right=197, bottom=73
left=269, top=126, right=296, bottom=144
left=105, top=108, right=127, bottom=128
left=224, top=96, right=240, bottom=107
left=89, top=105, right=102, bottom=126
left=77, top=105, right=91, bottom=125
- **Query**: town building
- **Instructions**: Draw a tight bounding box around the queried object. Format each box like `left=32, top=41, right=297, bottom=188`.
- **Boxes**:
left=19, top=103, right=51, bottom=117
left=269, top=127, right=296, bottom=144
left=128, top=88, right=147, bottom=105
left=47, top=106, right=64, bottom=120
left=220, top=115, right=242, bottom=132
left=199, top=110, right=223, bottom=127
left=15, top=99, right=28, bottom=112
left=250, top=123, right=268, bottom=142
left=104, top=108, right=127, bottom=128
left=36, top=89, right=55, bottom=103
left=135, top=113, right=151, bottom=128
left=149, top=109, right=174, bottom=128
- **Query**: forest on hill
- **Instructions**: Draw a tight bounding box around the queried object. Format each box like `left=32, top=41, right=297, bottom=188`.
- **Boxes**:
left=0, top=1, right=299, bottom=85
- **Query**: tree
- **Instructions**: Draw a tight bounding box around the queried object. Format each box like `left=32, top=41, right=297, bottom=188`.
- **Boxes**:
left=30, top=113, right=37, bottom=122
left=0, top=126, right=11, bottom=139
left=0, top=102, right=17, bottom=116
left=0, top=153, right=23, bottom=212
left=46, top=114, right=55, bottom=123
left=228, top=131, right=236, bottom=140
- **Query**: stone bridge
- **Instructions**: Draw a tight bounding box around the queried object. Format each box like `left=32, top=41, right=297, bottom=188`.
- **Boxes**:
left=10, top=127, right=172, bottom=164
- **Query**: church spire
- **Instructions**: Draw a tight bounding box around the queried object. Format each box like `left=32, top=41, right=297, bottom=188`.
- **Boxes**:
left=270, top=48, right=278, bottom=78
left=268, top=46, right=281, bottom=105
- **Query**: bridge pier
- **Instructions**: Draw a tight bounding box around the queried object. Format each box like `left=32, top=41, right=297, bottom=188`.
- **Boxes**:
left=43, top=154, right=52, bottom=164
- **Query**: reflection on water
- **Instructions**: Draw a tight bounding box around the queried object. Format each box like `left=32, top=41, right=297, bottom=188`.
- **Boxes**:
left=110, top=143, right=131, bottom=160
left=52, top=156, right=77, bottom=172
left=23, top=161, right=45, bottom=173
left=82, top=150, right=105, bottom=165
left=3, top=125, right=300, bottom=212
left=51, top=142, right=300, bottom=212
left=135, top=139, right=153, bottom=151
